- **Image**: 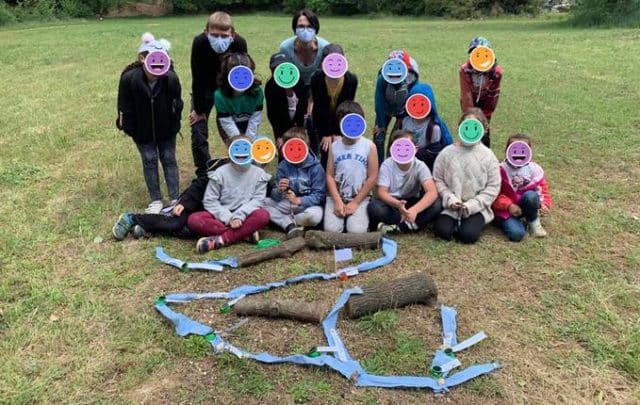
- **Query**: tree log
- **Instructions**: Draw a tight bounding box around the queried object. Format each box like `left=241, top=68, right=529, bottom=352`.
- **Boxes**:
left=304, top=230, right=382, bottom=250
left=235, top=237, right=307, bottom=268
left=346, top=273, right=438, bottom=319
left=233, top=296, right=327, bottom=323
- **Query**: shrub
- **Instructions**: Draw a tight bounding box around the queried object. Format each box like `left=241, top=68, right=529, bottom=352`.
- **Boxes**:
left=570, top=0, right=640, bottom=27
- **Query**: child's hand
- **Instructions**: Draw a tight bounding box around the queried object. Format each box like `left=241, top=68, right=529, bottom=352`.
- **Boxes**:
left=402, top=207, right=418, bottom=224
left=276, top=138, right=284, bottom=149
left=334, top=200, right=346, bottom=218
left=229, top=218, right=243, bottom=229
left=189, top=111, right=206, bottom=126
left=287, top=190, right=302, bottom=206
left=278, top=178, right=290, bottom=193
left=173, top=203, right=185, bottom=216
left=508, top=204, right=522, bottom=217
left=461, top=204, right=470, bottom=218
left=321, top=136, right=333, bottom=152
left=539, top=204, right=550, bottom=217
left=450, top=201, right=463, bottom=211
left=344, top=201, right=359, bottom=216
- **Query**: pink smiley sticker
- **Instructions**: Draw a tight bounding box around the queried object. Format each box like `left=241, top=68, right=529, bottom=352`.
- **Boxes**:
left=390, top=138, right=416, bottom=164
left=144, top=50, right=171, bottom=77
left=322, top=53, right=348, bottom=79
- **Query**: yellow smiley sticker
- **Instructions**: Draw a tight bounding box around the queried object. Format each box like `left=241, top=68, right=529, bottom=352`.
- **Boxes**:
left=469, top=46, right=495, bottom=72
left=251, top=137, right=276, bottom=164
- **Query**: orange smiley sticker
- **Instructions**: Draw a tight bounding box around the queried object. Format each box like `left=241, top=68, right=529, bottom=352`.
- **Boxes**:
left=469, top=46, right=495, bottom=72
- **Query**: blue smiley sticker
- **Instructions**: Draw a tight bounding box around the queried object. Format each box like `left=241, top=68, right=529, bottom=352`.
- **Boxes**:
left=228, top=138, right=253, bottom=166
left=228, top=65, right=254, bottom=92
left=381, top=58, right=408, bottom=85
left=340, top=113, right=367, bottom=139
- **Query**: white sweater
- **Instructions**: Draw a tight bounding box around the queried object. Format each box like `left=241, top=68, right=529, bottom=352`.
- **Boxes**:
left=433, top=143, right=500, bottom=224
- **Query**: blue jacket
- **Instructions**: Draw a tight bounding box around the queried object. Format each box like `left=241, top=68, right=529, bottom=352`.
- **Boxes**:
left=270, top=153, right=326, bottom=209
left=373, top=74, right=452, bottom=145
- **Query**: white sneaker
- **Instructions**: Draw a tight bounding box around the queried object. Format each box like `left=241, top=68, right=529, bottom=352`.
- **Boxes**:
left=144, top=200, right=163, bottom=214
left=529, top=218, right=547, bottom=238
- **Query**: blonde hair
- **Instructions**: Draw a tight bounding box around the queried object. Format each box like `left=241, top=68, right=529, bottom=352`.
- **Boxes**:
left=207, top=11, right=234, bottom=32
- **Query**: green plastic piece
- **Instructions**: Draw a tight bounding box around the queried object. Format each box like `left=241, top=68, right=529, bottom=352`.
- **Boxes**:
left=444, top=348, right=456, bottom=358
left=154, top=297, right=166, bottom=306
left=205, top=333, right=217, bottom=342
left=219, top=304, right=232, bottom=314
left=179, top=263, right=190, bottom=272
left=429, top=366, right=443, bottom=378
left=254, top=238, right=280, bottom=249
left=307, top=348, right=321, bottom=358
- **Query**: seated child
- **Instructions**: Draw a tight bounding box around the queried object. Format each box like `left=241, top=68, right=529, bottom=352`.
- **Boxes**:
left=493, top=133, right=551, bottom=241
left=433, top=108, right=500, bottom=244
left=188, top=136, right=271, bottom=253
left=368, top=130, right=442, bottom=233
left=324, top=101, right=378, bottom=233
left=265, top=127, right=326, bottom=238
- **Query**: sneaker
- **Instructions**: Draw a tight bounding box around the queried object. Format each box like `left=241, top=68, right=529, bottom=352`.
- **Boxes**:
left=286, top=225, right=304, bottom=240
left=161, top=199, right=179, bottom=215
left=529, top=219, right=548, bottom=238
left=144, top=200, right=163, bottom=214
left=245, top=230, right=260, bottom=244
left=112, top=213, right=133, bottom=241
left=132, top=225, right=146, bottom=239
left=197, top=236, right=223, bottom=254
left=377, top=222, right=399, bottom=235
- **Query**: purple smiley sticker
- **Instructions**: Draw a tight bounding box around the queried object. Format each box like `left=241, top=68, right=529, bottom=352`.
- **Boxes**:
left=390, top=138, right=416, bottom=164
left=144, top=50, right=171, bottom=77
left=506, top=141, right=532, bottom=167
left=228, top=65, right=254, bottom=92
left=322, top=53, right=348, bottom=79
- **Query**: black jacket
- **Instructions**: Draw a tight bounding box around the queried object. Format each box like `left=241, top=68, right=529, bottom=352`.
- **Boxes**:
left=190, top=32, right=248, bottom=115
left=264, top=77, right=308, bottom=141
left=310, top=71, right=358, bottom=138
left=117, top=67, right=183, bottom=144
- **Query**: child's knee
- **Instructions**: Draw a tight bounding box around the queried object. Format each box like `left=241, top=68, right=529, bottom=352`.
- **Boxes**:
left=506, top=228, right=526, bottom=242
left=253, top=208, right=271, bottom=226
left=367, top=200, right=387, bottom=221
left=457, top=229, right=480, bottom=244
left=520, top=190, right=540, bottom=206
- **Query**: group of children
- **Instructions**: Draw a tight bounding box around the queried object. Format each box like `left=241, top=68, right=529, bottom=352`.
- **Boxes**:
left=114, top=10, right=552, bottom=252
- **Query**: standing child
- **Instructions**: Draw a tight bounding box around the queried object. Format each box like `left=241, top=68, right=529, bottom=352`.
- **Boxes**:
left=459, top=37, right=503, bottom=148
left=214, top=53, right=263, bottom=145
left=188, top=136, right=271, bottom=253
left=265, top=127, right=326, bottom=238
left=368, top=130, right=442, bottom=233
left=433, top=108, right=500, bottom=244
left=400, top=93, right=446, bottom=171
left=116, top=33, right=183, bottom=214
left=493, top=134, right=551, bottom=241
left=324, top=101, right=378, bottom=233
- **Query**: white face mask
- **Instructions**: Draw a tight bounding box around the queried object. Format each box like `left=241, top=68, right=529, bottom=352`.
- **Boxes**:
left=295, top=27, right=316, bottom=43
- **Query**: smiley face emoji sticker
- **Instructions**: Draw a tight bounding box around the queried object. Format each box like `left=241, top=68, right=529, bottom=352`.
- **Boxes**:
left=322, top=53, right=348, bottom=79
left=251, top=137, right=276, bottom=164
left=458, top=118, right=485, bottom=145
left=390, top=138, right=416, bottom=164
left=228, top=138, right=253, bottom=166
left=340, top=113, right=367, bottom=139
left=282, top=138, right=308, bottom=165
left=381, top=58, right=408, bottom=85
left=274, top=62, right=300, bottom=89
left=405, top=94, right=432, bottom=120
left=144, top=50, right=171, bottom=77
left=469, top=46, right=495, bottom=72
left=506, top=141, right=532, bottom=168
left=228, top=65, right=254, bottom=92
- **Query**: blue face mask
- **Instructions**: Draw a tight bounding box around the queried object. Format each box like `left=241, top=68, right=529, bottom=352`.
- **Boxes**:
left=295, top=27, right=316, bottom=43
left=208, top=35, right=233, bottom=54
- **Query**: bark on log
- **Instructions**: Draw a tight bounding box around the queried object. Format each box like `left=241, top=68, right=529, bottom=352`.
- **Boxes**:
left=235, top=237, right=307, bottom=268
left=346, top=273, right=438, bottom=319
left=233, top=296, right=327, bottom=323
left=304, top=230, right=382, bottom=250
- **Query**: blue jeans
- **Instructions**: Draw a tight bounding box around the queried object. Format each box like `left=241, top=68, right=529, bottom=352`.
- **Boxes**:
left=501, top=190, right=540, bottom=242
left=136, top=137, right=179, bottom=201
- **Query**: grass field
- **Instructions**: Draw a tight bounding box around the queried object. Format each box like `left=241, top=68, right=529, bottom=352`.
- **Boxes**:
left=1, top=14, right=639, bottom=404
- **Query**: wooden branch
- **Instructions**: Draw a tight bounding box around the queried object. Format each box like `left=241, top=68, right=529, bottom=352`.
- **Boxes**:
left=233, top=296, right=327, bottom=323
left=304, top=230, right=382, bottom=250
left=235, top=237, right=307, bottom=268
left=346, top=273, right=438, bottom=319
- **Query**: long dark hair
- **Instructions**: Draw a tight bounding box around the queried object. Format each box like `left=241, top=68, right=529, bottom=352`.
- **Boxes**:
left=217, top=52, right=261, bottom=98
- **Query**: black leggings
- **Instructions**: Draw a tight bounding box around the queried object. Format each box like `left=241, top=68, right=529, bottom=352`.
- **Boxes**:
left=131, top=211, right=191, bottom=238
left=433, top=213, right=485, bottom=244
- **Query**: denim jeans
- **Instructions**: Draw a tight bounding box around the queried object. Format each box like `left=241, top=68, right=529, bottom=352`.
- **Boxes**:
left=136, top=136, right=179, bottom=201
left=500, top=190, right=540, bottom=242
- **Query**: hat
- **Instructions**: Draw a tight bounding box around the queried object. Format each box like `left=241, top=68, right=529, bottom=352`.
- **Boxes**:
left=269, top=52, right=292, bottom=70
left=388, top=49, right=419, bottom=75
left=138, top=32, right=171, bottom=54
left=468, top=37, right=492, bottom=53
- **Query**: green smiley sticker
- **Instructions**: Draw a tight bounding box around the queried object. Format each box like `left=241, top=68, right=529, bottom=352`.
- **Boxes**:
left=458, top=118, right=485, bottom=145
left=274, top=62, right=300, bottom=89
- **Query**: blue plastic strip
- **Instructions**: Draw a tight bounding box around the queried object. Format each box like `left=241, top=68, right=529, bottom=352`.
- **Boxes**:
left=452, top=331, right=487, bottom=353
left=156, top=247, right=238, bottom=271
left=440, top=305, right=458, bottom=347
left=154, top=302, right=213, bottom=337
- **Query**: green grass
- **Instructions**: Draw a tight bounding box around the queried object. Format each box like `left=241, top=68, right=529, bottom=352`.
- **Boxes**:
left=1, top=13, right=639, bottom=404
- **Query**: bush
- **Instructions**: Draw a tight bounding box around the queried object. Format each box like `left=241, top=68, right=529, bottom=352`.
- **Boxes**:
left=570, top=0, right=640, bottom=27
left=0, top=1, right=18, bottom=24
